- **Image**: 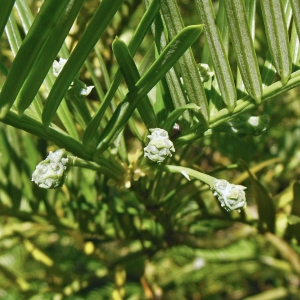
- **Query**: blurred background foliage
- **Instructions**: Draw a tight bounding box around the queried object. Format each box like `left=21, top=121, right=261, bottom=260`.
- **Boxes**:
left=1, top=0, right=300, bottom=299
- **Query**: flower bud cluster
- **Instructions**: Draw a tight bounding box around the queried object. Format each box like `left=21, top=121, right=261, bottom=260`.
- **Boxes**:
left=213, top=179, right=247, bottom=212
left=32, top=149, right=69, bottom=189
left=144, top=128, right=175, bottom=163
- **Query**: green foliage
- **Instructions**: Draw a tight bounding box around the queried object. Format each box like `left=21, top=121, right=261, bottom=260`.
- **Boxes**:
left=1, top=0, right=300, bottom=298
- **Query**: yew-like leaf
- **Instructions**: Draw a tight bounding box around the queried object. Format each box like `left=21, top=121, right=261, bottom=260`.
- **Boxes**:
left=224, top=0, right=262, bottom=104
left=195, top=0, right=236, bottom=112
left=260, top=0, right=292, bottom=84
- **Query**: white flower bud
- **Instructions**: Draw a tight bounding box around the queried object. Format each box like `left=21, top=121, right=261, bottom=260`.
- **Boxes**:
left=198, top=63, right=214, bottom=82
left=53, top=58, right=67, bottom=77
left=32, top=149, right=69, bottom=189
left=80, top=84, right=94, bottom=96
left=212, top=179, right=247, bottom=212
left=144, top=128, right=175, bottom=163
left=66, top=80, right=94, bottom=101
left=180, top=64, right=214, bottom=88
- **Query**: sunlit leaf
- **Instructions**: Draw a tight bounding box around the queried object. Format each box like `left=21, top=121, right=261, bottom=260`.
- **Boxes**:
left=240, top=160, right=276, bottom=233
left=224, top=0, right=262, bottom=104
left=195, top=0, right=236, bottom=112
left=160, top=0, right=209, bottom=125
left=260, top=0, right=292, bottom=84
left=0, top=0, right=72, bottom=117
left=95, top=25, right=204, bottom=153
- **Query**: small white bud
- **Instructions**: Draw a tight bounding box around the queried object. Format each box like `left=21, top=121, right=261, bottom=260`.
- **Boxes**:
left=198, top=63, right=214, bottom=82
left=32, top=149, right=69, bottom=189
left=247, top=116, right=259, bottom=127
left=212, top=179, right=247, bottom=212
left=53, top=58, right=67, bottom=77
left=144, top=128, right=175, bottom=163
left=80, top=85, right=94, bottom=96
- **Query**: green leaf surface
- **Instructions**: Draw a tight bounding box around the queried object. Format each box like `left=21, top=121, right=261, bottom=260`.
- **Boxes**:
left=112, top=37, right=158, bottom=128
left=195, top=0, right=236, bottom=112
left=261, top=0, right=292, bottom=87
left=236, top=0, right=256, bottom=98
left=157, top=165, right=215, bottom=187
left=291, top=0, right=300, bottom=39
left=261, top=53, right=277, bottom=87
left=240, top=160, right=275, bottom=233
left=85, top=58, right=105, bottom=100
left=0, top=0, right=15, bottom=39
left=4, top=13, right=42, bottom=120
left=0, top=0, right=72, bottom=117
left=175, top=69, right=300, bottom=147
left=290, top=21, right=300, bottom=68
left=95, top=25, right=204, bottom=153
left=287, top=214, right=300, bottom=225
left=10, top=0, right=79, bottom=139
left=232, top=157, right=281, bottom=185
left=284, top=182, right=300, bottom=243
left=260, top=0, right=292, bottom=84
left=160, top=0, right=209, bottom=126
left=224, top=0, right=262, bottom=104
left=162, top=103, right=199, bottom=133
left=16, top=0, right=85, bottom=114
left=4, top=13, right=22, bottom=58
left=146, top=0, right=191, bottom=125
left=3, top=111, right=91, bottom=160
left=41, top=0, right=124, bottom=129
left=208, top=0, right=229, bottom=115
left=15, top=0, right=33, bottom=33
left=82, top=0, right=160, bottom=145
